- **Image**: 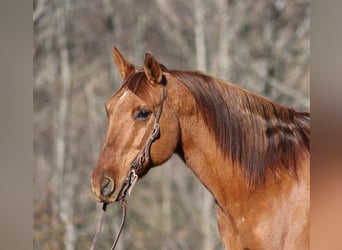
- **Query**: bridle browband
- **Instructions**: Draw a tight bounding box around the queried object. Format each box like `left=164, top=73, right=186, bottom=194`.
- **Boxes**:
left=90, top=83, right=167, bottom=250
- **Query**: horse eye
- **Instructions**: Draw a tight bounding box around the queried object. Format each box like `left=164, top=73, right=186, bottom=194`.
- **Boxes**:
left=135, top=108, right=152, bottom=120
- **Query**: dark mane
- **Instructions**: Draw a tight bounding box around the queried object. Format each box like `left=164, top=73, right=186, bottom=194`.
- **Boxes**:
left=171, top=70, right=310, bottom=187
left=122, top=68, right=310, bottom=187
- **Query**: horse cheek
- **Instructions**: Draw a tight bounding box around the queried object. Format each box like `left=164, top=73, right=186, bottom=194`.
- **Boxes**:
left=151, top=119, right=179, bottom=166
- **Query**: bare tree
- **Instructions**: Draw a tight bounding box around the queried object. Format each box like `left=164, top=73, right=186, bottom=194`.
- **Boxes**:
left=34, top=0, right=309, bottom=249
left=52, top=0, right=76, bottom=249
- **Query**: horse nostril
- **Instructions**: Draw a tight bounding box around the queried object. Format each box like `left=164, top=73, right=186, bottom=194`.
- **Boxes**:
left=101, top=177, right=115, bottom=197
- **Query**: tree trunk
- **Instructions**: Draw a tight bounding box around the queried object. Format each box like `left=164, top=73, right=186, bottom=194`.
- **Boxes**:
left=102, top=0, right=117, bottom=89
left=55, top=0, right=76, bottom=249
left=215, top=0, right=231, bottom=79
left=194, top=0, right=206, bottom=72
left=161, top=161, right=172, bottom=250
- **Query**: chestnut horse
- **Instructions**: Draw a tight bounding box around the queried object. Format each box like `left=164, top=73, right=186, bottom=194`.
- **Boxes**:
left=91, top=48, right=310, bottom=249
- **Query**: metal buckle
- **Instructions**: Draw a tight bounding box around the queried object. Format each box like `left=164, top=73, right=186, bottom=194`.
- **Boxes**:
left=127, top=169, right=138, bottom=196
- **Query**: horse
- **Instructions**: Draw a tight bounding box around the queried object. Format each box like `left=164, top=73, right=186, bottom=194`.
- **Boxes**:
left=91, top=47, right=310, bottom=249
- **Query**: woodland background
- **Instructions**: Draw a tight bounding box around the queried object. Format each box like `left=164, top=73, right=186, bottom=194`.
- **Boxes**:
left=33, top=0, right=310, bottom=249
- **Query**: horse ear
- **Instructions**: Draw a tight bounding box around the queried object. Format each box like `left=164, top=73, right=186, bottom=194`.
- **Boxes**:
left=143, top=53, right=163, bottom=84
left=112, top=47, right=135, bottom=80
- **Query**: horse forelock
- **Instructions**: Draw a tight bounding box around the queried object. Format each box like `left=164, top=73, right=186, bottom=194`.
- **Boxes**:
left=118, top=71, right=153, bottom=104
left=120, top=66, right=167, bottom=104
left=170, top=70, right=310, bottom=188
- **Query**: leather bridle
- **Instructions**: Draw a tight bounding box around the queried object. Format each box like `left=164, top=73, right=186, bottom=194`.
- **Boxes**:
left=116, top=84, right=166, bottom=202
left=90, top=84, right=167, bottom=250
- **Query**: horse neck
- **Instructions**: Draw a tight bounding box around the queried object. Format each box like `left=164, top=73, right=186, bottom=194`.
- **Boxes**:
left=177, top=114, right=246, bottom=204
left=167, top=76, right=248, bottom=206
left=167, top=74, right=309, bottom=214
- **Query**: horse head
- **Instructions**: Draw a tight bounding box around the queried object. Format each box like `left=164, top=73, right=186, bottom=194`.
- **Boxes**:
left=91, top=48, right=179, bottom=203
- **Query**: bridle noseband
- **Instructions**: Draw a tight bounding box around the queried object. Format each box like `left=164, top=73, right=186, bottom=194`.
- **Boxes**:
left=90, top=84, right=167, bottom=250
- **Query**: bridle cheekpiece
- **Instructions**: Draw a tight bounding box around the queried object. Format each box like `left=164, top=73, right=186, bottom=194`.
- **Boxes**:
left=91, top=81, right=167, bottom=250
left=116, top=82, right=166, bottom=201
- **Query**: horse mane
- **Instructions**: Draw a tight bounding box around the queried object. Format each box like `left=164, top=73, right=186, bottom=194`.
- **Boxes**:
left=122, top=68, right=310, bottom=187
left=170, top=70, right=310, bottom=187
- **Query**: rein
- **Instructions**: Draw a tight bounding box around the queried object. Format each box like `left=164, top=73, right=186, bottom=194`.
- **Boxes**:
left=90, top=85, right=166, bottom=250
left=89, top=201, right=126, bottom=250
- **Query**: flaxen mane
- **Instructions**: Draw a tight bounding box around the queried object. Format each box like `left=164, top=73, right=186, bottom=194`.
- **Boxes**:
left=122, top=68, right=310, bottom=187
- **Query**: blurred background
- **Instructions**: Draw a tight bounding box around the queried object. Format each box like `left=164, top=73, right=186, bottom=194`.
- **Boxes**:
left=33, top=0, right=309, bottom=249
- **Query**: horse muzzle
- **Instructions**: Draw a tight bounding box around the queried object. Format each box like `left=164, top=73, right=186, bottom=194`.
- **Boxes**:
left=91, top=174, right=116, bottom=203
